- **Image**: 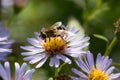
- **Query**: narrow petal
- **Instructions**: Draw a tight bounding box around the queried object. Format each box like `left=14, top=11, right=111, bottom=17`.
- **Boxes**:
left=29, top=54, right=47, bottom=64
left=15, top=62, right=20, bottom=80
left=109, top=73, right=120, bottom=80
left=0, top=37, right=8, bottom=41
left=49, top=56, right=56, bottom=67
left=23, top=69, right=35, bottom=80
left=0, top=48, right=12, bottom=53
left=27, top=38, right=41, bottom=47
left=57, top=54, right=71, bottom=64
left=72, top=68, right=87, bottom=78
left=96, top=53, right=102, bottom=69
left=36, top=55, right=48, bottom=68
left=23, top=54, right=45, bottom=61
left=21, top=51, right=42, bottom=56
left=5, top=62, right=11, bottom=80
left=0, top=64, right=7, bottom=80
left=86, top=52, right=94, bottom=70
left=20, top=46, right=43, bottom=52
left=19, top=63, right=27, bottom=78
left=105, top=66, right=115, bottom=75
left=75, top=57, right=90, bottom=73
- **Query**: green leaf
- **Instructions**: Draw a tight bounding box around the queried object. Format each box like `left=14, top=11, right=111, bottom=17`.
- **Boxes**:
left=93, top=34, right=109, bottom=43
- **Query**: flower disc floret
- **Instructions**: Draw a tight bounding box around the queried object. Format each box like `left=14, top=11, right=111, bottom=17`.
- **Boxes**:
left=88, top=69, right=108, bottom=80
left=40, top=37, right=67, bottom=55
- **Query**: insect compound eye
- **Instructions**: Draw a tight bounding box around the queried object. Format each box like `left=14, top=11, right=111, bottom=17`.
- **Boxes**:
left=41, top=32, right=47, bottom=39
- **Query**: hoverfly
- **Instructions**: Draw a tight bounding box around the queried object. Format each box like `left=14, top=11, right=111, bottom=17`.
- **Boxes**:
left=39, top=22, right=68, bottom=40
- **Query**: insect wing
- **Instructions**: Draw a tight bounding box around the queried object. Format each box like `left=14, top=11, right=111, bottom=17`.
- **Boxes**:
left=52, top=22, right=62, bottom=27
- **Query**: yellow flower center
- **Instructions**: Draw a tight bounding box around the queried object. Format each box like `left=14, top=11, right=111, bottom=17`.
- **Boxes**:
left=41, top=37, right=67, bottom=55
left=88, top=69, right=108, bottom=80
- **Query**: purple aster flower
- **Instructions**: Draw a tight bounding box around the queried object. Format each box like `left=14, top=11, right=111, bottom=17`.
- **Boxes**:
left=71, top=51, right=120, bottom=80
left=0, top=62, right=35, bottom=80
left=0, top=22, right=13, bottom=61
left=21, top=22, right=90, bottom=68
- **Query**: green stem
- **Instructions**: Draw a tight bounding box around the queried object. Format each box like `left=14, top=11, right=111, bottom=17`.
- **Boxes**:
left=83, top=0, right=89, bottom=32
left=84, top=0, right=89, bottom=12
left=104, top=36, right=119, bottom=56
left=54, top=63, right=66, bottom=76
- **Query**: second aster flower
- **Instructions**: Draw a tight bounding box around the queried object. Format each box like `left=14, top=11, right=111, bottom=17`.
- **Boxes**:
left=21, top=22, right=90, bottom=68
left=0, top=62, right=35, bottom=80
left=71, top=52, right=120, bottom=80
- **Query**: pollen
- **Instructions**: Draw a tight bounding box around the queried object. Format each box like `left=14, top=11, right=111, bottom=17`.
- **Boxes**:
left=88, top=69, right=108, bottom=80
left=40, top=37, right=67, bottom=55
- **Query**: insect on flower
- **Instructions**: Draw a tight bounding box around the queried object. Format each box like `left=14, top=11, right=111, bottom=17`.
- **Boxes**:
left=39, top=22, right=68, bottom=40
left=21, top=22, right=90, bottom=68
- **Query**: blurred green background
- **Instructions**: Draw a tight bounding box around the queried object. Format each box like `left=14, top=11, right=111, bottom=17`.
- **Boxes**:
left=1, top=0, right=120, bottom=79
